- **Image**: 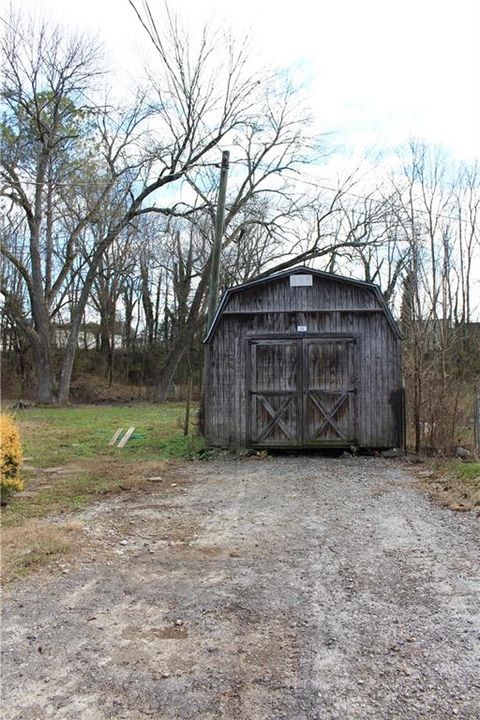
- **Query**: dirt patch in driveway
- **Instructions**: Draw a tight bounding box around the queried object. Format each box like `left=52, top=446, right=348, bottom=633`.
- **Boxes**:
left=2, top=456, right=479, bottom=719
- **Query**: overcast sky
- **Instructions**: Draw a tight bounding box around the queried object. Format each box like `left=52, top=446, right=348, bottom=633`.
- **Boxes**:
left=5, top=0, right=480, bottom=162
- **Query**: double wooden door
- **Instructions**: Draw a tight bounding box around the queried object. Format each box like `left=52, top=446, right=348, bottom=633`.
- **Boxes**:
left=248, top=336, right=357, bottom=447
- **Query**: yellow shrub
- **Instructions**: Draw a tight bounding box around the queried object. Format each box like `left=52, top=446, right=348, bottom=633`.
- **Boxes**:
left=0, top=414, right=24, bottom=502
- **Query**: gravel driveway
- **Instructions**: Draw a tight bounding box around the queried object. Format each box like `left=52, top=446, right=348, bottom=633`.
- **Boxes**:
left=2, top=456, right=479, bottom=719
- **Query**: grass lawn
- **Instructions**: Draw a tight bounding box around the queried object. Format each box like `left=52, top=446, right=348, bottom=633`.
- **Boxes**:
left=1, top=402, right=202, bottom=581
left=15, top=402, right=201, bottom=466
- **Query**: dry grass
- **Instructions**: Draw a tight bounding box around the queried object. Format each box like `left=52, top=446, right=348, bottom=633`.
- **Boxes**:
left=415, top=461, right=480, bottom=512
left=0, top=457, right=178, bottom=584
left=1, top=520, right=82, bottom=583
left=3, top=458, right=177, bottom=529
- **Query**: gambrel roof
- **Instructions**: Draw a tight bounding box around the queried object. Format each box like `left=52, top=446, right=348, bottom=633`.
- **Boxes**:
left=204, top=266, right=401, bottom=342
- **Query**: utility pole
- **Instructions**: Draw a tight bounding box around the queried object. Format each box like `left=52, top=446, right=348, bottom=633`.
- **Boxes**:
left=207, top=150, right=230, bottom=330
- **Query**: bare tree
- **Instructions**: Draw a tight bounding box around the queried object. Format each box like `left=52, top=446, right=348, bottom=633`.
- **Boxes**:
left=390, top=141, right=480, bottom=451
left=455, top=161, right=480, bottom=325
left=0, top=8, right=264, bottom=403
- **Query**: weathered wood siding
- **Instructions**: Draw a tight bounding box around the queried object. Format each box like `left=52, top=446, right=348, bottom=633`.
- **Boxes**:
left=204, top=272, right=403, bottom=449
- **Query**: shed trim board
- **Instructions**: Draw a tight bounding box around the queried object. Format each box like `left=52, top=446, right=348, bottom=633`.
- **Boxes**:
left=222, top=308, right=385, bottom=315
left=244, top=332, right=361, bottom=340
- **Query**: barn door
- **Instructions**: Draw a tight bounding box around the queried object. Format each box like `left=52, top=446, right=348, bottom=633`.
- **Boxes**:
left=303, top=338, right=356, bottom=445
left=249, top=339, right=302, bottom=447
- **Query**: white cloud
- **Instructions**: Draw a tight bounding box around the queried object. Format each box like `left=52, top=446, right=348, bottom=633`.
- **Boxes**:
left=7, top=0, right=480, bottom=160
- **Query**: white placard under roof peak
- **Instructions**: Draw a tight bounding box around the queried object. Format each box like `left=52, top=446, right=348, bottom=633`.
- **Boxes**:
left=289, top=274, right=313, bottom=287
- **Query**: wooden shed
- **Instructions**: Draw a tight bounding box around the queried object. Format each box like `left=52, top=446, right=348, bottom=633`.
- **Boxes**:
left=203, top=266, right=404, bottom=450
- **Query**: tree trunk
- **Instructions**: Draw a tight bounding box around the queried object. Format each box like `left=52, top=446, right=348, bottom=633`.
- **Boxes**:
left=30, top=286, right=57, bottom=404
left=57, top=235, right=125, bottom=403
left=153, top=339, right=187, bottom=403
left=413, top=345, right=422, bottom=453
left=31, top=338, right=56, bottom=404
left=99, top=320, right=110, bottom=377
left=141, top=263, right=155, bottom=346
left=153, top=268, right=209, bottom=403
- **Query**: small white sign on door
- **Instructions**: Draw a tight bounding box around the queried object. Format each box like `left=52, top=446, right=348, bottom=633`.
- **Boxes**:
left=297, top=325, right=307, bottom=332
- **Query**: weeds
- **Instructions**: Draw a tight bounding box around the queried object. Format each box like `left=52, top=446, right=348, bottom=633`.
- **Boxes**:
left=417, top=460, right=480, bottom=511
left=1, top=520, right=80, bottom=583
